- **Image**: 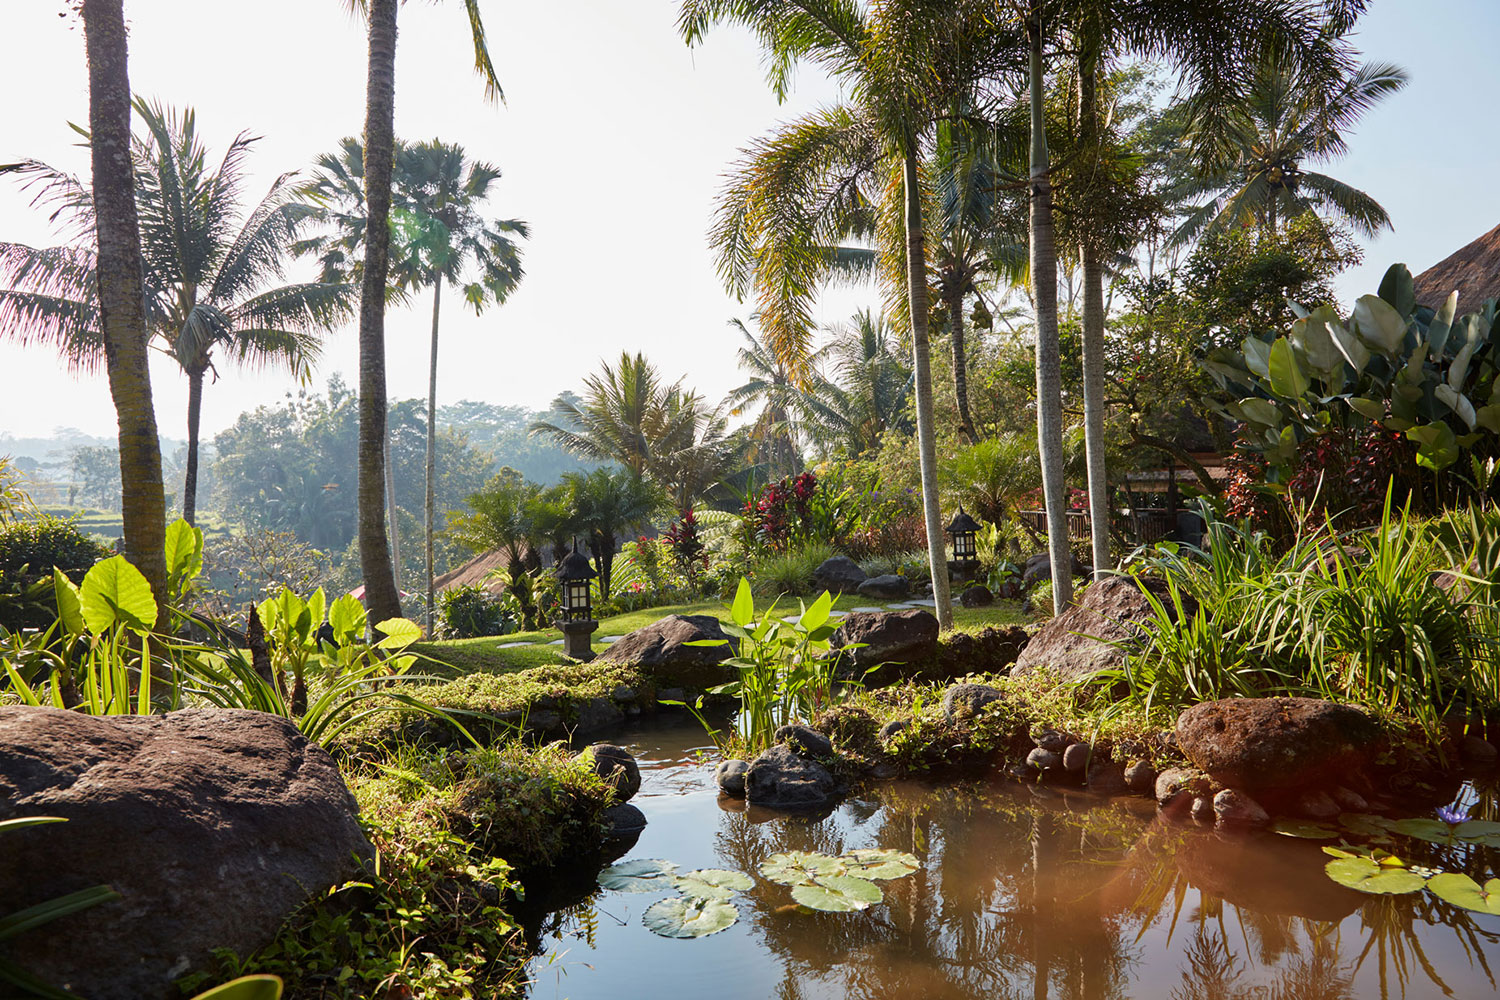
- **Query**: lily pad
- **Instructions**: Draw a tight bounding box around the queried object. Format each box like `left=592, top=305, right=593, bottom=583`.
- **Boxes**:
left=1324, top=856, right=1428, bottom=895
left=791, top=874, right=883, bottom=912
left=1454, top=821, right=1500, bottom=848
left=1271, top=819, right=1340, bottom=839
left=1387, top=818, right=1461, bottom=845
left=840, top=848, right=920, bottom=880
left=673, top=869, right=755, bottom=901
left=1338, top=813, right=1394, bottom=837
left=598, top=859, right=679, bottom=893
left=642, top=896, right=739, bottom=938
left=760, top=851, right=845, bottom=886
left=1426, top=873, right=1500, bottom=915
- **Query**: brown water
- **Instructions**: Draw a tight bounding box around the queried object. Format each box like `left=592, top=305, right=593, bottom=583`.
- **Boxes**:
left=524, top=716, right=1500, bottom=1000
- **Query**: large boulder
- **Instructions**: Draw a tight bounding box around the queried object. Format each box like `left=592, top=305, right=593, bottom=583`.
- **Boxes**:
left=1011, top=575, right=1186, bottom=682
left=857, top=574, right=911, bottom=601
left=1176, top=697, right=1383, bottom=794
left=812, top=555, right=866, bottom=594
left=598, top=614, right=738, bottom=689
left=744, top=745, right=841, bottom=811
left=830, top=609, right=939, bottom=669
left=1022, top=551, right=1091, bottom=587
left=575, top=743, right=641, bottom=802
left=0, top=706, right=372, bottom=1000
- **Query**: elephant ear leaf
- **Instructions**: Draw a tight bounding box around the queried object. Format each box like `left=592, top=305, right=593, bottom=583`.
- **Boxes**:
left=53, top=569, right=85, bottom=637
left=189, top=976, right=284, bottom=1000
left=80, top=555, right=157, bottom=634
left=1242, top=336, right=1272, bottom=377
left=1434, top=384, right=1478, bottom=430
left=1268, top=339, right=1310, bottom=398
left=1377, top=263, right=1416, bottom=317
left=1354, top=294, right=1407, bottom=353
left=1407, top=422, right=1460, bottom=471
left=1427, top=291, right=1459, bottom=359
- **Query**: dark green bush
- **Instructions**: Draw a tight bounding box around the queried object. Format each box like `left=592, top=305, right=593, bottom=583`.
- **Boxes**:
left=438, top=583, right=517, bottom=639
left=0, top=517, right=109, bottom=630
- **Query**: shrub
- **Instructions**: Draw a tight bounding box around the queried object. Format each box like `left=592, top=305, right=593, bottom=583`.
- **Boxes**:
left=752, top=541, right=835, bottom=597
left=438, top=584, right=517, bottom=639
left=0, top=517, right=109, bottom=629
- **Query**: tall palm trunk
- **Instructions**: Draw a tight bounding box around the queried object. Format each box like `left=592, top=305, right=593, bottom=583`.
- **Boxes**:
left=385, top=431, right=401, bottom=592
left=1078, top=42, right=1109, bottom=578
left=424, top=275, right=442, bottom=630
left=183, top=366, right=204, bottom=525
left=1028, top=14, right=1071, bottom=612
left=357, top=0, right=402, bottom=622
left=902, top=149, right=953, bottom=628
left=946, top=280, right=977, bottom=443
left=81, top=0, right=169, bottom=623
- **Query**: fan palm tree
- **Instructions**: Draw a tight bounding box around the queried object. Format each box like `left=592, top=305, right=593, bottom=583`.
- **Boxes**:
left=562, top=467, right=663, bottom=600
left=679, top=0, right=1016, bottom=627
left=393, top=139, right=527, bottom=627
left=39, top=0, right=167, bottom=614
left=347, top=0, right=502, bottom=624
left=0, top=100, right=349, bottom=526
left=1173, top=42, right=1404, bottom=242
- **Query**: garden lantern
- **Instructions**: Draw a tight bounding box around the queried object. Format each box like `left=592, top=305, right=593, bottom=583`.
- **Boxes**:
left=946, top=506, right=981, bottom=577
left=556, top=541, right=599, bottom=660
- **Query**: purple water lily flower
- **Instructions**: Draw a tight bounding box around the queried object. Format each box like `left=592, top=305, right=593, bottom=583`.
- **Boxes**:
left=1436, top=805, right=1469, bottom=825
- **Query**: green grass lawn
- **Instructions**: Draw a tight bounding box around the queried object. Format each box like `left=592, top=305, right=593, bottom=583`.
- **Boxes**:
left=414, top=593, right=1029, bottom=679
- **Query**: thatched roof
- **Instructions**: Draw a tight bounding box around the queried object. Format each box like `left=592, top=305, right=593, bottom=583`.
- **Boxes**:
left=1412, top=223, right=1500, bottom=309
left=434, top=549, right=510, bottom=595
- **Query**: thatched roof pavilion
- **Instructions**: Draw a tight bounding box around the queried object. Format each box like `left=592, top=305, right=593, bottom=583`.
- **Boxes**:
left=1412, top=223, right=1500, bottom=308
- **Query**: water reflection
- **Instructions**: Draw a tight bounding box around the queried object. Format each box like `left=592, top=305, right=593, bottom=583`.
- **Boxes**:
left=525, top=719, right=1500, bottom=1000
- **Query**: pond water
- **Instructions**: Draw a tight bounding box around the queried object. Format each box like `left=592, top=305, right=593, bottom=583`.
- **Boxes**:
left=523, top=716, right=1500, bottom=1000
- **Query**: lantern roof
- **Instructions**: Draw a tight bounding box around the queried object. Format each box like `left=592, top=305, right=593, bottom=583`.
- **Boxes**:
left=558, top=544, right=596, bottom=581
left=946, top=505, right=981, bottom=535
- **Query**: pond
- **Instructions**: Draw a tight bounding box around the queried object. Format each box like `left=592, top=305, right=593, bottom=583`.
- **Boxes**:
left=523, top=716, right=1500, bottom=1000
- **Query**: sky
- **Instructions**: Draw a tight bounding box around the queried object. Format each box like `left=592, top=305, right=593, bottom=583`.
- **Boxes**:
left=1, top=0, right=1498, bottom=444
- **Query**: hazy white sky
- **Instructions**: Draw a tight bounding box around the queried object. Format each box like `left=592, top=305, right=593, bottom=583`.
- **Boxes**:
left=1, top=0, right=1497, bottom=443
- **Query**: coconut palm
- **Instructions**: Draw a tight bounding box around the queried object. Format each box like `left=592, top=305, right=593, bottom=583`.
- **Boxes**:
left=393, top=139, right=527, bottom=628
left=347, top=0, right=502, bottom=624
left=679, top=0, right=1015, bottom=627
left=725, top=318, right=807, bottom=477
left=562, top=467, right=663, bottom=600
left=0, top=100, right=348, bottom=526
left=1173, top=44, right=1405, bottom=242
left=805, top=309, right=914, bottom=457
left=40, top=0, right=167, bottom=612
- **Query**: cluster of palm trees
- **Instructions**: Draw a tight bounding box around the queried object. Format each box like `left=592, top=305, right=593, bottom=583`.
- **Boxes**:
left=680, top=0, right=1392, bottom=622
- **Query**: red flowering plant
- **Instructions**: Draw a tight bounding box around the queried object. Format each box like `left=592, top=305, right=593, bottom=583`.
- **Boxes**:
left=663, top=508, right=707, bottom=582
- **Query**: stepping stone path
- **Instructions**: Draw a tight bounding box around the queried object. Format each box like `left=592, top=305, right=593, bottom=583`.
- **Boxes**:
left=496, top=641, right=531, bottom=649
left=598, top=636, right=622, bottom=644
left=546, top=639, right=565, bottom=646
left=849, top=606, right=884, bottom=613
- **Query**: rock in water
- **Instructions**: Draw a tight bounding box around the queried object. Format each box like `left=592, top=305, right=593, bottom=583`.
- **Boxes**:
left=811, top=555, right=866, bottom=594
left=831, top=609, right=940, bottom=669
left=774, top=724, right=833, bottom=759
left=576, top=743, right=641, bottom=802
left=745, top=745, right=840, bottom=811
left=1213, top=788, right=1271, bottom=828
left=1011, top=576, right=1189, bottom=682
left=0, top=706, right=372, bottom=1000
left=1175, top=697, right=1382, bottom=793
left=597, top=614, right=739, bottom=689
left=716, top=759, right=750, bottom=796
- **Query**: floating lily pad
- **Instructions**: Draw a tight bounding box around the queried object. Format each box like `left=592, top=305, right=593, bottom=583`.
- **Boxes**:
left=1387, top=818, right=1459, bottom=845
left=642, top=896, right=739, bottom=938
left=1338, top=812, right=1394, bottom=837
left=673, top=869, right=755, bottom=901
left=840, top=848, right=921, bottom=880
left=1271, top=819, right=1340, bottom=839
left=598, top=859, right=679, bottom=892
left=791, top=874, right=883, bottom=912
left=1453, top=821, right=1500, bottom=848
left=1426, top=873, right=1500, bottom=915
left=1324, top=856, right=1428, bottom=895
left=760, top=851, right=845, bottom=886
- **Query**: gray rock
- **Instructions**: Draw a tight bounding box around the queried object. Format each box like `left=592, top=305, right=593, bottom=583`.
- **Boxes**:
left=1012, top=576, right=1188, bottom=682
left=1155, top=766, right=1210, bottom=807
left=1086, top=759, right=1129, bottom=794
left=942, top=682, right=1004, bottom=720
left=1213, top=788, right=1271, bottom=827
left=1124, top=760, right=1158, bottom=794
left=1191, top=795, right=1216, bottom=823
left=1298, top=789, right=1340, bottom=819
left=775, top=723, right=833, bottom=759
left=1461, top=735, right=1499, bottom=763
left=745, top=745, right=841, bottom=811
left=857, top=574, right=911, bottom=601
left=1026, top=747, right=1063, bottom=771
left=1062, top=742, right=1091, bottom=772
left=1176, top=697, right=1383, bottom=793
left=1331, top=786, right=1369, bottom=811
left=1033, top=729, right=1068, bottom=753
left=831, top=609, right=940, bottom=669
left=598, top=614, right=739, bottom=689
left=716, top=759, right=750, bottom=797
left=604, top=802, right=648, bottom=838
left=959, top=584, right=994, bottom=608
left=576, top=743, right=641, bottom=802
left=878, top=718, right=910, bottom=743
left=812, top=555, right=867, bottom=593
left=1022, top=551, right=1091, bottom=587
left=0, top=707, right=372, bottom=1000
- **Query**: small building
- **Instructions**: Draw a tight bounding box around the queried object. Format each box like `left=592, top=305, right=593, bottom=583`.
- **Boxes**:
left=1413, top=223, right=1500, bottom=309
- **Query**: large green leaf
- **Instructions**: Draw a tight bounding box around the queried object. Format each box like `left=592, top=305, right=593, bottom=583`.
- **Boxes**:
left=799, top=590, right=832, bottom=632
left=327, top=593, right=366, bottom=645
left=1427, top=291, right=1459, bottom=359
left=759, top=851, right=845, bottom=886
left=840, top=848, right=920, bottom=880
left=730, top=578, right=754, bottom=627
left=189, top=976, right=285, bottom=1000
left=1324, top=857, right=1427, bottom=895
left=52, top=569, right=84, bottom=638
left=598, top=859, right=678, bottom=892
left=1407, top=422, right=1461, bottom=471
left=164, top=518, right=204, bottom=590
left=1268, top=338, right=1310, bottom=398
left=80, top=555, right=157, bottom=634
left=642, top=896, right=738, bottom=938
left=792, top=875, right=882, bottom=912
left=1434, top=385, right=1477, bottom=430
left=1425, top=873, right=1500, bottom=914
left=674, top=869, right=754, bottom=901
left=375, top=617, right=422, bottom=649
left=1237, top=397, right=1281, bottom=428
left=1378, top=263, right=1416, bottom=317
left=1330, top=320, right=1370, bottom=373
left=1354, top=294, right=1408, bottom=353
left=1243, top=336, right=1272, bottom=377
left=1347, top=397, right=1386, bottom=421
left=1295, top=308, right=1346, bottom=381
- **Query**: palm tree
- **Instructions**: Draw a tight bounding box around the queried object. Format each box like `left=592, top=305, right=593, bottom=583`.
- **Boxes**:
left=0, top=101, right=349, bottom=526
left=1173, top=46, right=1406, bottom=242
left=394, top=139, right=527, bottom=628
left=66, top=0, right=167, bottom=614
left=725, top=318, right=807, bottom=477
left=679, top=0, right=1012, bottom=627
left=562, top=467, right=662, bottom=600
left=347, top=0, right=502, bottom=625
left=806, top=309, right=914, bottom=457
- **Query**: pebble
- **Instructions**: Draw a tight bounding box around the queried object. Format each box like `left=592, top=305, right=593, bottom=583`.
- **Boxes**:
left=1061, top=743, right=1091, bottom=772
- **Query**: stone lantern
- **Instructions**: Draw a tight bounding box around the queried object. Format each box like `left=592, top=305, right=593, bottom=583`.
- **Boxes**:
left=556, top=542, right=598, bottom=661
left=946, top=506, right=982, bottom=578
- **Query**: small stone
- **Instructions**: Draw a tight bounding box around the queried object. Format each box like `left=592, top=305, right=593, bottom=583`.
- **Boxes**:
left=1062, top=743, right=1091, bottom=772
left=716, top=759, right=750, bottom=797
left=604, top=802, right=647, bottom=838
left=870, top=762, right=898, bottom=779
left=1461, top=735, right=1499, bottom=763
left=942, top=682, right=1004, bottom=720
left=1124, top=760, right=1157, bottom=794
left=1155, top=767, right=1207, bottom=807
left=1190, top=795, right=1215, bottom=823
left=1086, top=760, right=1128, bottom=794
left=878, top=718, right=910, bottom=743
left=1298, top=789, right=1340, bottom=819
left=611, top=685, right=637, bottom=703
left=745, top=745, right=840, bottom=811
left=1026, top=747, right=1063, bottom=771
left=774, top=724, right=833, bottom=759
left=1008, top=762, right=1034, bottom=782
left=1331, top=786, right=1369, bottom=811
left=576, top=744, right=641, bottom=802
left=1213, top=788, right=1270, bottom=827
left=1033, top=729, right=1068, bottom=753
left=959, top=584, right=994, bottom=608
